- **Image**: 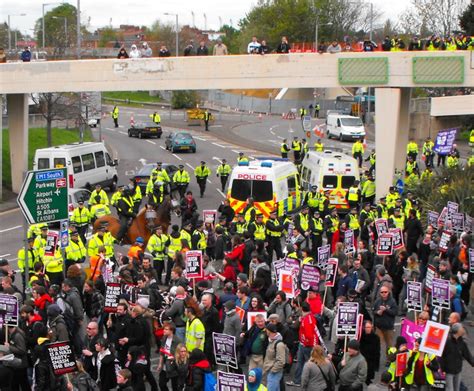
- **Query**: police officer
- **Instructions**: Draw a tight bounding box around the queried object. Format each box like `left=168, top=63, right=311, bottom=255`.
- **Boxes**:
left=346, top=180, right=361, bottom=211
left=129, top=178, right=142, bottom=214
left=151, top=162, right=170, bottom=193
left=310, top=210, right=324, bottom=251
left=352, top=139, right=365, bottom=168
left=345, top=207, right=361, bottom=239
left=237, top=153, right=249, bottom=164
left=406, top=139, right=418, bottom=161
left=216, top=159, right=232, bottom=191
left=111, top=185, right=125, bottom=210
left=90, top=196, right=111, bottom=222
left=249, top=213, right=266, bottom=243
left=422, top=137, right=434, bottom=168
left=147, top=225, right=169, bottom=284
left=324, top=207, right=339, bottom=248
left=266, top=209, right=284, bottom=260
left=150, top=111, right=161, bottom=124
left=295, top=205, right=311, bottom=247
left=243, top=197, right=257, bottom=224
left=203, top=109, right=211, bottom=131
left=389, top=208, right=405, bottom=230
left=405, top=156, right=419, bottom=176
left=148, top=181, right=164, bottom=208
left=292, top=136, right=302, bottom=163
left=173, top=164, right=190, bottom=198
left=314, top=138, right=324, bottom=152
left=112, top=105, right=119, bottom=128
left=314, top=103, right=320, bottom=118
left=376, top=197, right=389, bottom=219
left=87, top=223, right=114, bottom=258
left=116, top=188, right=136, bottom=243
left=230, top=213, right=247, bottom=235
left=194, top=161, right=211, bottom=198
left=33, top=225, right=49, bottom=261
left=299, top=106, right=307, bottom=120
left=70, top=200, right=91, bottom=244
left=304, top=185, right=321, bottom=215
left=17, top=237, right=38, bottom=288
left=191, top=220, right=207, bottom=251
left=89, top=184, right=109, bottom=206
left=65, top=231, right=86, bottom=271
left=365, top=149, right=376, bottom=175
left=301, top=138, right=309, bottom=156
left=361, top=174, right=376, bottom=205
left=281, top=139, right=290, bottom=158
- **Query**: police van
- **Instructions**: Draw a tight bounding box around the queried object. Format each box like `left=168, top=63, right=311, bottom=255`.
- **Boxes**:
left=300, top=150, right=360, bottom=212
left=33, top=142, right=118, bottom=190
left=227, top=158, right=302, bottom=218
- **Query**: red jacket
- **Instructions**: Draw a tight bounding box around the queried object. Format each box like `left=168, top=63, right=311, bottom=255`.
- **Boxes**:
left=307, top=295, right=322, bottom=316
left=226, top=243, right=245, bottom=272
left=299, top=312, right=319, bottom=347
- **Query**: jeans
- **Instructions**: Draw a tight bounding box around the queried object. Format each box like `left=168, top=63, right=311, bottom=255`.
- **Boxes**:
left=294, top=344, right=313, bottom=384
left=267, top=371, right=283, bottom=391
left=445, top=373, right=461, bottom=391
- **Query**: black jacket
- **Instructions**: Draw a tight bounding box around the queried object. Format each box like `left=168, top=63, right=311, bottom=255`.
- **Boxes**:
left=440, top=335, right=474, bottom=374
left=96, top=351, right=117, bottom=390
left=126, top=315, right=152, bottom=357
left=9, top=328, right=28, bottom=368
left=372, top=296, right=397, bottom=330
left=360, top=331, right=381, bottom=370
left=276, top=42, right=290, bottom=53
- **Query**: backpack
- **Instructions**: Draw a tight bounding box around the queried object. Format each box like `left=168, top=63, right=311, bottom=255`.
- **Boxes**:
left=274, top=340, right=291, bottom=371
left=203, top=371, right=217, bottom=391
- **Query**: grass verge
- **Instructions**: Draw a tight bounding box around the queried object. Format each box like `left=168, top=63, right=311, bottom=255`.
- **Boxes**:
left=102, top=91, right=162, bottom=103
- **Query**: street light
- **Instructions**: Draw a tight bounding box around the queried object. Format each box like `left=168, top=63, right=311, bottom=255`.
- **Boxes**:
left=315, top=20, right=333, bottom=51
left=52, top=16, right=68, bottom=47
left=164, top=12, right=179, bottom=57
left=7, top=13, right=27, bottom=51
left=42, top=3, right=62, bottom=49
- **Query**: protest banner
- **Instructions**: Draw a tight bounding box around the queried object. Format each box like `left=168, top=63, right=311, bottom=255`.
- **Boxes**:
left=0, top=294, right=19, bottom=327
left=469, top=248, right=474, bottom=273
left=203, top=210, right=217, bottom=224
left=427, top=211, right=440, bottom=227
left=390, top=228, right=405, bottom=250
left=375, top=219, right=389, bottom=237
left=217, top=371, right=246, bottom=391
left=431, top=278, right=450, bottom=309
left=438, top=231, right=451, bottom=253
left=273, top=258, right=285, bottom=279
left=433, top=128, right=457, bottom=155
left=424, top=264, right=437, bottom=293
left=300, top=264, right=320, bottom=291
left=377, top=233, right=393, bottom=256
left=336, top=302, right=359, bottom=337
left=446, top=201, right=459, bottom=217
left=451, top=212, right=464, bottom=234
left=317, top=244, right=331, bottom=269
left=406, top=281, right=422, bottom=312
left=466, top=215, right=473, bottom=233
left=44, top=231, right=59, bottom=257
left=246, top=311, right=267, bottom=331
left=284, top=257, right=301, bottom=273
left=104, top=282, right=121, bottom=313
left=279, top=270, right=295, bottom=298
left=47, top=341, right=77, bottom=376
left=400, top=319, right=425, bottom=350
left=325, top=258, right=338, bottom=287
left=213, top=333, right=238, bottom=369
left=396, top=353, right=409, bottom=377
left=185, top=250, right=203, bottom=279
left=419, top=321, right=450, bottom=356
left=437, top=207, right=448, bottom=227
left=235, top=306, right=245, bottom=323
left=344, top=229, right=355, bottom=254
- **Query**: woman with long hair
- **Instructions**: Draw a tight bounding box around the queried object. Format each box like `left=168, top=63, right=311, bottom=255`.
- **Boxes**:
left=125, top=345, right=148, bottom=391
left=167, top=343, right=189, bottom=391
left=301, top=345, right=336, bottom=391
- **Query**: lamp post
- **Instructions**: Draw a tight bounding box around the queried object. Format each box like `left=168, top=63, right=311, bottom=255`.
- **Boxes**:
left=42, top=3, right=62, bottom=50
left=52, top=16, right=68, bottom=47
left=164, top=13, right=179, bottom=57
left=314, top=20, right=333, bottom=51
left=8, top=13, right=27, bottom=51
left=76, top=0, right=81, bottom=59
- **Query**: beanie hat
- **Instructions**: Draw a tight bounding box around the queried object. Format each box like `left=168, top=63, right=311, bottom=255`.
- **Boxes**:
left=347, top=339, right=360, bottom=351
left=237, top=273, right=248, bottom=283
left=47, top=304, right=62, bottom=318
left=224, top=301, right=236, bottom=310
left=266, top=323, right=278, bottom=333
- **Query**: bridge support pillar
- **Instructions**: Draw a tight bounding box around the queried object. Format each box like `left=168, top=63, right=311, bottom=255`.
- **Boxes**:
left=375, top=88, right=411, bottom=201
left=7, top=94, right=29, bottom=193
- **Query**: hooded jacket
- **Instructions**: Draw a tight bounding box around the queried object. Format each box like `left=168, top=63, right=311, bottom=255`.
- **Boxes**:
left=186, top=349, right=211, bottom=391
left=263, top=333, right=285, bottom=374
left=246, top=367, right=265, bottom=391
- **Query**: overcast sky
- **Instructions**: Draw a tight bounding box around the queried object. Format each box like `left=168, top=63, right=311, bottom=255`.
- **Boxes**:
left=2, top=0, right=412, bottom=36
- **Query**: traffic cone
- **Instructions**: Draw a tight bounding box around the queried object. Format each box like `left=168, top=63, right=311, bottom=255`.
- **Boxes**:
left=363, top=138, right=367, bottom=149
left=130, top=114, right=135, bottom=127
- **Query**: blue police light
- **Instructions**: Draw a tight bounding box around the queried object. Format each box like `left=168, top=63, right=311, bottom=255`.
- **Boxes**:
left=238, top=161, right=250, bottom=166
left=261, top=161, right=273, bottom=168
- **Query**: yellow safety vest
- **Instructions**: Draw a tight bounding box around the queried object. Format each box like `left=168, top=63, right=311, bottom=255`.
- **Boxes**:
left=167, top=235, right=183, bottom=258
left=404, top=351, right=436, bottom=385
left=377, top=204, right=388, bottom=219
left=298, top=213, right=309, bottom=231
left=151, top=169, right=170, bottom=183
left=111, top=191, right=122, bottom=207
left=312, top=217, right=323, bottom=232
left=193, top=230, right=207, bottom=250
left=65, top=239, right=86, bottom=262
left=147, top=234, right=169, bottom=261
left=89, top=189, right=109, bottom=205
left=195, top=165, right=211, bottom=178
left=369, top=153, right=376, bottom=166
left=33, top=236, right=47, bottom=260
left=281, top=143, right=290, bottom=153
left=352, top=142, right=364, bottom=154
left=447, top=156, right=458, bottom=168
left=302, top=257, right=315, bottom=265
left=91, top=204, right=111, bottom=218
left=87, top=233, right=114, bottom=257
left=252, top=223, right=266, bottom=240
left=112, top=107, right=119, bottom=119
left=217, top=164, right=232, bottom=175
left=235, top=221, right=247, bottom=234
left=362, top=180, right=376, bottom=198
left=44, top=249, right=64, bottom=273
left=180, top=229, right=192, bottom=244
left=328, top=216, right=339, bottom=233
left=17, top=247, right=39, bottom=272
left=348, top=187, right=359, bottom=202
left=469, top=129, right=474, bottom=144
left=151, top=113, right=161, bottom=123
left=348, top=214, right=360, bottom=230
left=173, top=170, right=190, bottom=184
left=27, top=223, right=47, bottom=239
left=71, top=207, right=91, bottom=225
left=306, top=192, right=320, bottom=208
left=185, top=317, right=205, bottom=352
left=244, top=206, right=257, bottom=223
left=390, top=214, right=405, bottom=230
left=407, top=142, right=418, bottom=154
left=266, top=219, right=282, bottom=237
left=314, top=142, right=324, bottom=152
left=292, top=140, right=301, bottom=151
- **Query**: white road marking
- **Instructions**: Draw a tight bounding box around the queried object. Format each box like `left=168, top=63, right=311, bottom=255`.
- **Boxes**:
left=119, top=131, right=127, bottom=135
left=0, top=254, right=11, bottom=258
left=207, top=179, right=212, bottom=184
left=212, top=142, right=226, bottom=148
left=194, top=136, right=208, bottom=141
left=106, top=127, right=115, bottom=131
left=172, top=154, right=182, bottom=161
left=277, top=136, right=284, bottom=140
left=146, top=140, right=156, bottom=145
left=160, top=146, right=166, bottom=150
left=231, top=150, right=240, bottom=154
left=210, top=125, right=223, bottom=128
left=186, top=163, right=195, bottom=170
left=212, top=157, right=222, bottom=163
left=125, top=170, right=135, bottom=176
left=270, top=130, right=275, bottom=135
left=216, top=189, right=226, bottom=198
left=138, top=158, right=147, bottom=165
left=0, top=225, right=22, bottom=233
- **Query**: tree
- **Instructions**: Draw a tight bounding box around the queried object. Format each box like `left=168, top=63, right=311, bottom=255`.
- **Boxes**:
left=98, top=27, right=120, bottom=48
left=459, top=3, right=474, bottom=35
left=145, top=20, right=177, bottom=52
left=220, top=24, right=241, bottom=54
left=171, top=91, right=200, bottom=109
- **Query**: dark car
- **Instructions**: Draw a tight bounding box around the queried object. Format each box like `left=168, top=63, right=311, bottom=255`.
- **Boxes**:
left=165, top=132, right=196, bottom=153
left=134, top=163, right=179, bottom=194
left=128, top=121, right=163, bottom=139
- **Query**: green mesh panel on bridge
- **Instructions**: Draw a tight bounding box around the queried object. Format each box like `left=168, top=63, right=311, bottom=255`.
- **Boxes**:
left=413, top=56, right=464, bottom=84
left=338, top=58, right=389, bottom=85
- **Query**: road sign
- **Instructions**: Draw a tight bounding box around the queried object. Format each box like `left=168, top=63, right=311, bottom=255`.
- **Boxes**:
left=302, top=115, right=312, bottom=131
left=17, top=168, right=68, bottom=224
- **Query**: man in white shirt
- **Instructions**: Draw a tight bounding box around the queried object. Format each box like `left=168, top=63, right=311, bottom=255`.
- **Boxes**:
left=247, top=36, right=261, bottom=54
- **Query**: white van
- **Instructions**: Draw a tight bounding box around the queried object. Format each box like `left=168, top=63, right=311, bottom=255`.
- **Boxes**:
left=300, top=150, right=360, bottom=212
left=227, top=158, right=302, bottom=217
left=326, top=112, right=366, bottom=141
left=34, top=142, right=118, bottom=190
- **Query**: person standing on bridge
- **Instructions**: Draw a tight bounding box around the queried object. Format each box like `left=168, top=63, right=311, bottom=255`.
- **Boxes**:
left=195, top=161, right=211, bottom=198
left=216, top=159, right=232, bottom=192
left=112, top=106, right=119, bottom=128
left=281, top=139, right=290, bottom=158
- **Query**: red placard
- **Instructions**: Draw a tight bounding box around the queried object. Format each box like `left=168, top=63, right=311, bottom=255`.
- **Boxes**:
left=185, top=250, right=203, bottom=278
left=278, top=270, right=295, bottom=298
left=325, top=258, right=338, bottom=287
left=377, top=233, right=393, bottom=256
left=395, top=352, right=409, bottom=377
left=235, top=306, right=245, bottom=323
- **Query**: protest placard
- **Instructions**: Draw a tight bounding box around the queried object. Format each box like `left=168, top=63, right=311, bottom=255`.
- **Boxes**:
left=246, top=311, right=267, bottom=330
left=431, top=278, right=450, bottom=309
left=0, top=294, right=19, bottom=327
left=44, top=231, right=59, bottom=257
left=185, top=250, right=203, bottom=278
left=217, top=371, right=246, bottom=391
left=396, top=353, right=409, bottom=377
left=203, top=210, right=217, bottom=224
left=325, top=258, right=338, bottom=287
left=466, top=215, right=473, bottom=233
left=375, top=219, right=389, bottom=236
left=446, top=201, right=459, bottom=217
left=427, top=211, right=440, bottom=227
left=469, top=248, right=474, bottom=273
left=419, top=321, right=450, bottom=356
left=317, top=244, right=330, bottom=270
left=213, top=333, right=238, bottom=369
left=406, top=281, right=422, bottom=312
left=104, top=282, right=121, bottom=313
left=47, top=341, right=77, bottom=376
left=235, top=306, right=245, bottom=323
left=424, top=264, right=437, bottom=293
left=336, top=302, right=359, bottom=337
left=377, top=233, right=393, bottom=256
left=433, top=128, right=457, bottom=155
left=344, top=229, right=355, bottom=254
left=300, top=264, right=320, bottom=291
left=400, top=319, right=425, bottom=350
left=390, top=228, right=405, bottom=250
left=438, top=231, right=451, bottom=253
left=437, top=207, right=448, bottom=227
left=451, top=213, right=464, bottom=234
left=279, top=270, right=295, bottom=298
